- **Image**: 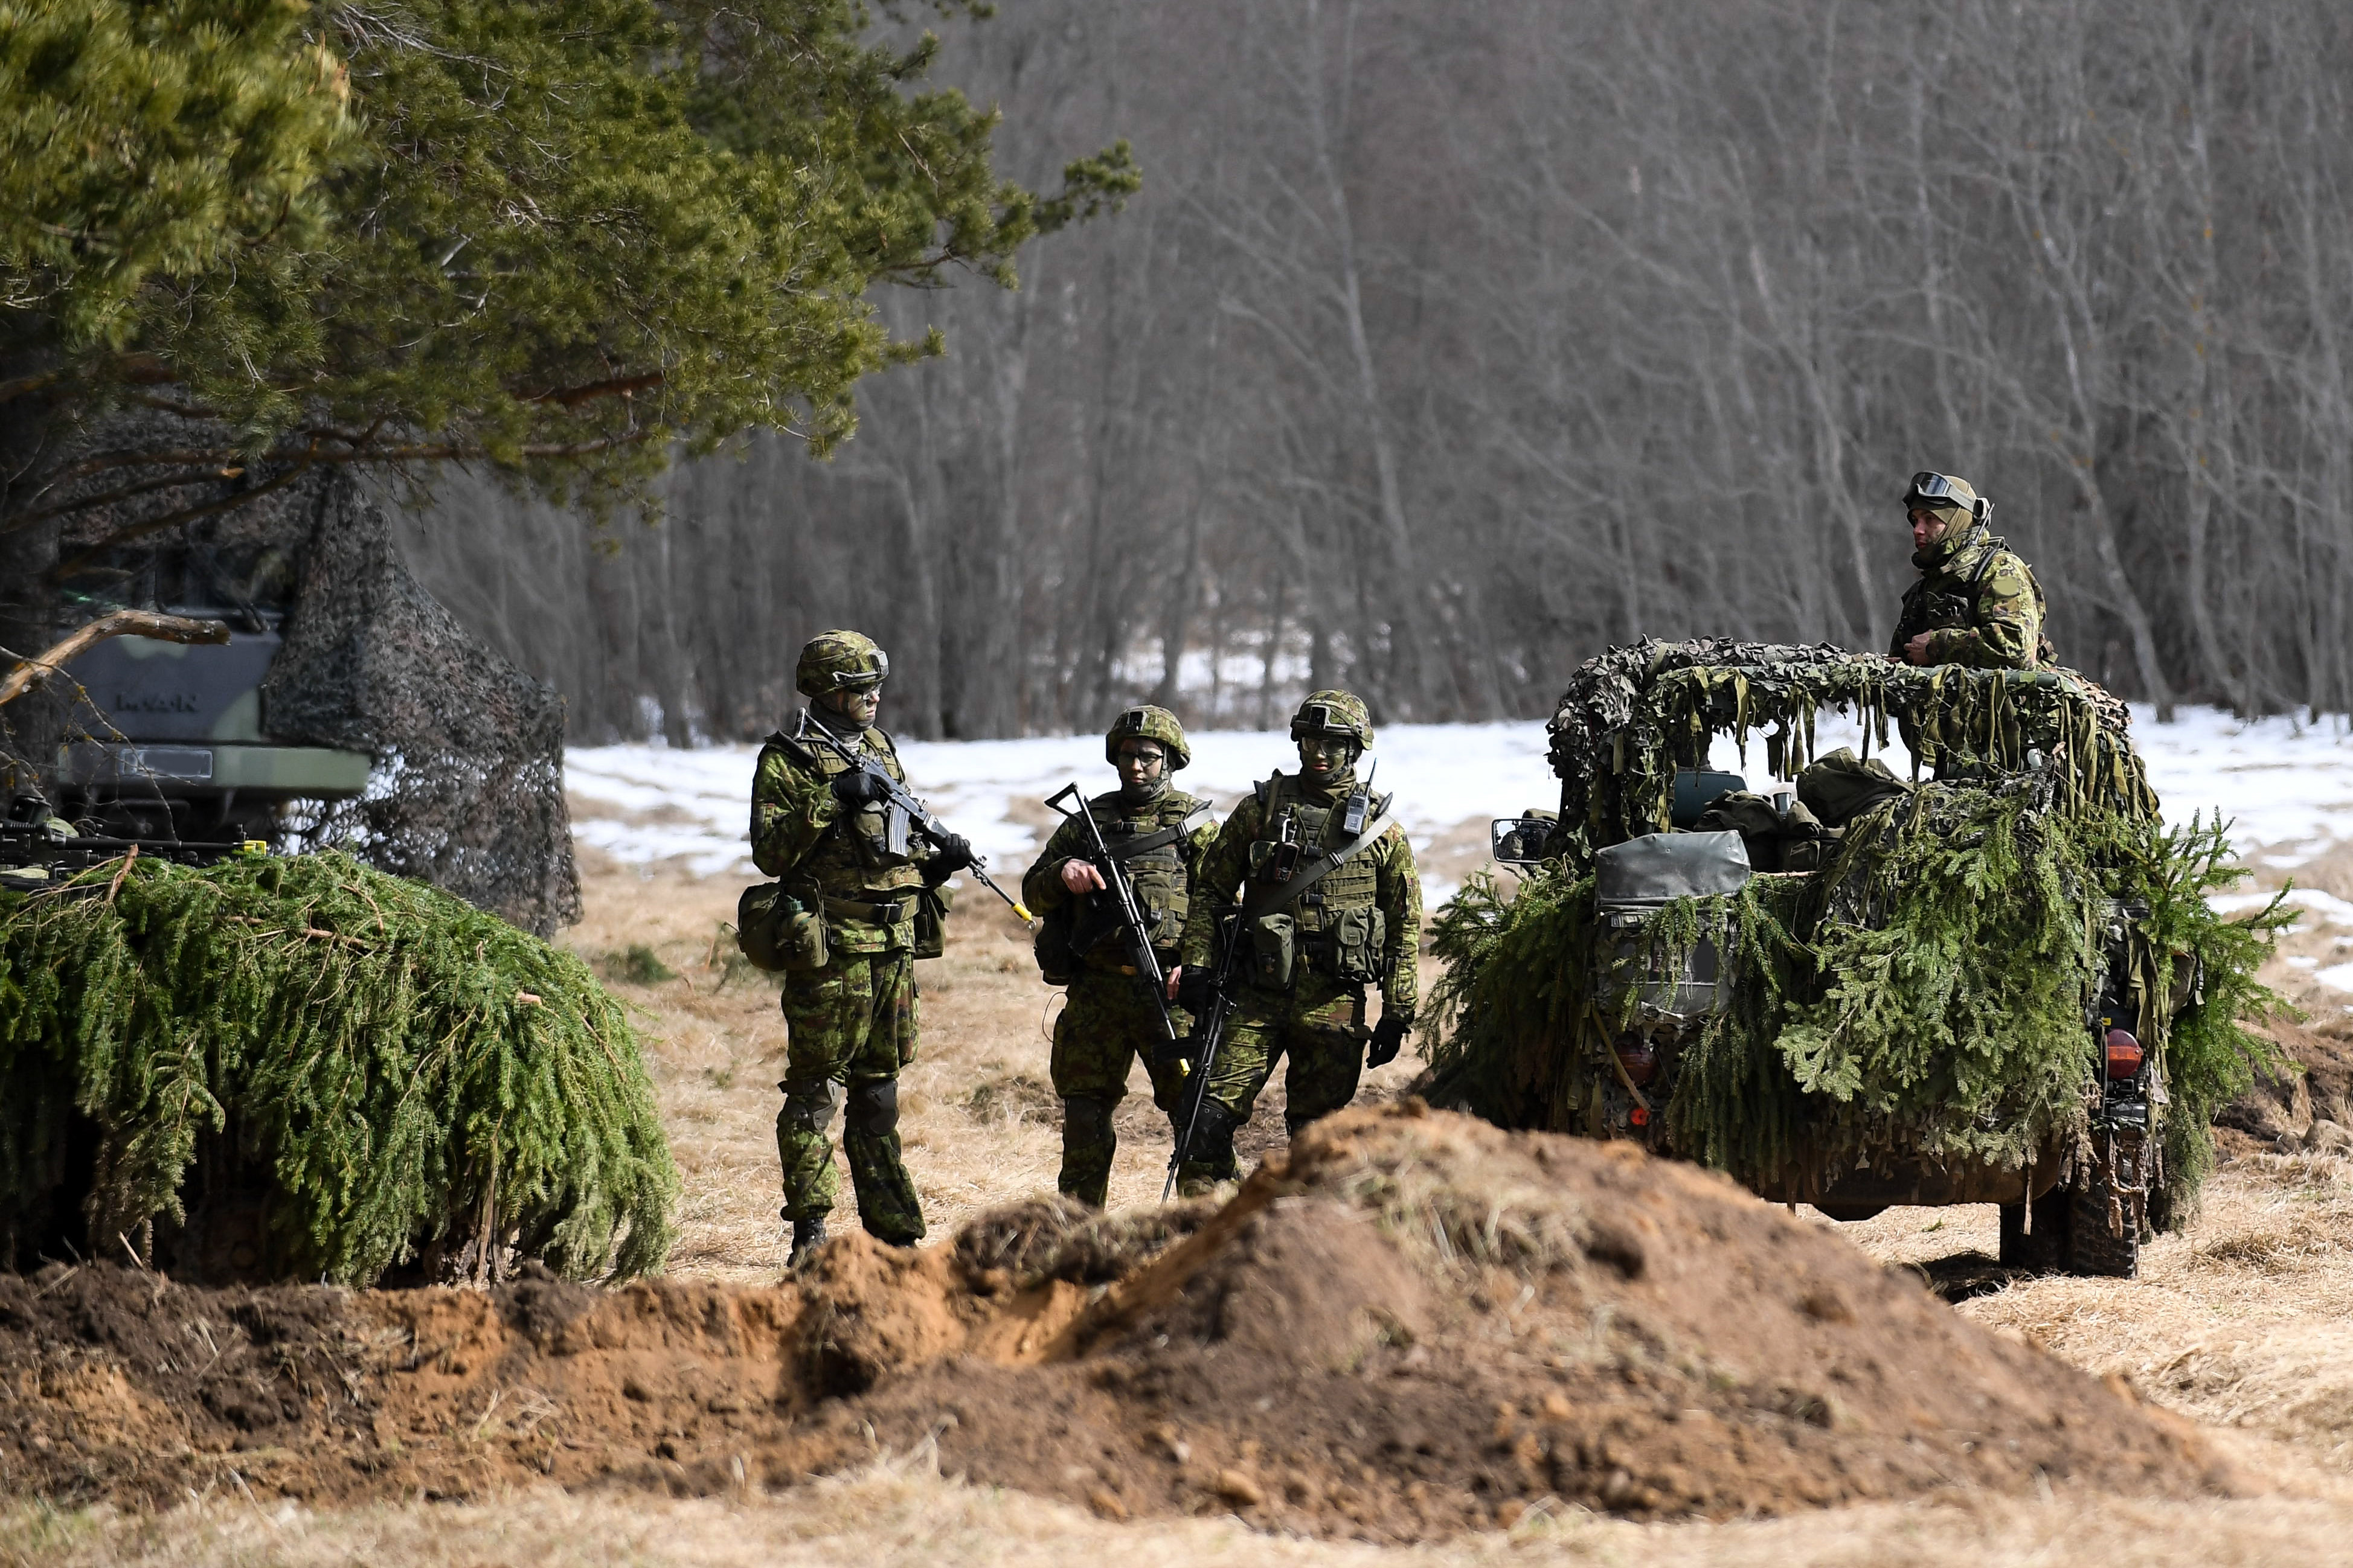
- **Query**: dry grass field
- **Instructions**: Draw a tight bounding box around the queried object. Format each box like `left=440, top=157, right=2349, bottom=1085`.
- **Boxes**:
left=11, top=833, right=2353, bottom=1566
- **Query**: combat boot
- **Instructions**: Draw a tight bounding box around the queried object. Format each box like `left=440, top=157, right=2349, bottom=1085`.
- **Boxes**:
left=788, top=1213, right=828, bottom=1269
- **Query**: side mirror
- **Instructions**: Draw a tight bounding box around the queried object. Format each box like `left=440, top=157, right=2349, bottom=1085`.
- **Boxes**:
left=1491, top=817, right=1556, bottom=866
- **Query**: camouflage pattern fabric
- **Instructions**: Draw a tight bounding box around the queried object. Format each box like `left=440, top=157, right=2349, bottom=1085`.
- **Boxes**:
left=1889, top=525, right=2050, bottom=670
left=1173, top=976, right=1370, bottom=1194
left=1024, top=786, right=1214, bottom=1205
left=1049, top=968, right=1192, bottom=1205
left=774, top=950, right=924, bottom=1242
left=750, top=712, right=929, bottom=944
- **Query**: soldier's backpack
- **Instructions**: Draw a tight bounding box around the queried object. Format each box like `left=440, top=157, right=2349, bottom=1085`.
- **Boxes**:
left=1796, top=748, right=1910, bottom=830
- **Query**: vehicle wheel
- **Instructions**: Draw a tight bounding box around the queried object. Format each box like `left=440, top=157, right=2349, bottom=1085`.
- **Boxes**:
left=1998, top=1188, right=2069, bottom=1273
left=2064, top=1172, right=2139, bottom=1279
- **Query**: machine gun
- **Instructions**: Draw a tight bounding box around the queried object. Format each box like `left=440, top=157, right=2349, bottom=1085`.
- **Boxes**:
left=794, top=721, right=1033, bottom=923
left=1, top=799, right=262, bottom=893
left=1044, top=781, right=1182, bottom=1051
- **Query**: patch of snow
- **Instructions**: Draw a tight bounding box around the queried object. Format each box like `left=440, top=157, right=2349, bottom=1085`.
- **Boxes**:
left=2314, top=963, right=2353, bottom=993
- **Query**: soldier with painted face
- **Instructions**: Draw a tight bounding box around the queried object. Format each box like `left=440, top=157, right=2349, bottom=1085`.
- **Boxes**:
left=1890, top=472, right=2052, bottom=670
left=1166, top=690, right=1420, bottom=1197
left=1020, top=706, right=1217, bottom=1207
left=750, top=630, right=974, bottom=1266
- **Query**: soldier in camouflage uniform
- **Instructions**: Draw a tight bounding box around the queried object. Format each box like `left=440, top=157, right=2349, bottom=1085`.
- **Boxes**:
left=1020, top=706, right=1217, bottom=1207
left=1168, top=690, right=1420, bottom=1196
left=1889, top=472, right=2052, bottom=670
left=750, top=630, right=974, bottom=1266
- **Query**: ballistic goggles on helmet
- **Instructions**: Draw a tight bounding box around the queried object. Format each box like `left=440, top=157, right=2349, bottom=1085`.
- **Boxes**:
left=1904, top=472, right=1969, bottom=510
left=822, top=648, right=890, bottom=690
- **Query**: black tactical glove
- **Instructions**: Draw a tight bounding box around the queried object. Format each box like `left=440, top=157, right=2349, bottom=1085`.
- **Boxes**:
left=1172, top=965, right=1216, bottom=1018
left=1366, top=1013, right=1412, bottom=1069
left=923, top=831, right=976, bottom=875
left=830, top=768, right=890, bottom=809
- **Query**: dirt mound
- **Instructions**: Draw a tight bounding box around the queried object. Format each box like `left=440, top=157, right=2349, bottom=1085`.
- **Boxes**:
left=2220, top=1019, right=2353, bottom=1156
left=0, top=1107, right=2242, bottom=1537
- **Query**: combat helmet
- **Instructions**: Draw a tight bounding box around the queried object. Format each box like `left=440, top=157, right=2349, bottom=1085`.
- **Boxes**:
left=1902, top=471, right=1989, bottom=526
left=796, top=630, right=890, bottom=698
left=1106, top=705, right=1191, bottom=770
left=1291, top=690, right=1373, bottom=749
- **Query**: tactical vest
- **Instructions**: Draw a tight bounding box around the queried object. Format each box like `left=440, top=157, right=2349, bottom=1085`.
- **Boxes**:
left=1893, top=531, right=2054, bottom=665
left=1066, top=790, right=1207, bottom=967
left=757, top=718, right=928, bottom=903
left=1241, top=773, right=1393, bottom=990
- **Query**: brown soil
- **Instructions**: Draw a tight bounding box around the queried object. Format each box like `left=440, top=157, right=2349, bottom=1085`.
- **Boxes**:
left=0, top=1106, right=2244, bottom=1540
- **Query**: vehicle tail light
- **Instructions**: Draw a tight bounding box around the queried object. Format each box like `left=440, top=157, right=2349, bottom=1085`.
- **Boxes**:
left=1629, top=1106, right=1650, bottom=1127
left=1615, top=1040, right=1657, bottom=1087
left=2104, top=1028, right=2143, bottom=1080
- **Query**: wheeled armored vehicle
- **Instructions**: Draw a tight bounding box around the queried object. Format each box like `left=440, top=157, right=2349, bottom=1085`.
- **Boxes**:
left=1432, top=641, right=2276, bottom=1279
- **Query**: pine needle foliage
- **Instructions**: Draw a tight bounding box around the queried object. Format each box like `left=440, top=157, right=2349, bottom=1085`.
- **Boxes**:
left=0, top=850, right=677, bottom=1284
left=1437, top=640, right=2288, bottom=1214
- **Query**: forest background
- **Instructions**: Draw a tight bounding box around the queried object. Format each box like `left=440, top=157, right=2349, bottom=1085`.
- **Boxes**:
left=393, top=0, right=2353, bottom=742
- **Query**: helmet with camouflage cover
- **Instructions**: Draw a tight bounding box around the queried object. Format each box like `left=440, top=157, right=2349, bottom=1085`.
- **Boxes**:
left=795, top=630, right=890, bottom=698
left=1105, top=704, right=1191, bottom=770
left=1290, top=690, right=1373, bottom=749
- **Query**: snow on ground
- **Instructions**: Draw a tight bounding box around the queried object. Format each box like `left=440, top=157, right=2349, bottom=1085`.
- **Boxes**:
left=566, top=705, right=2353, bottom=904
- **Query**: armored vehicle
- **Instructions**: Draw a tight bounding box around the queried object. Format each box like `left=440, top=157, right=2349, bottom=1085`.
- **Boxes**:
left=1432, top=641, right=2276, bottom=1280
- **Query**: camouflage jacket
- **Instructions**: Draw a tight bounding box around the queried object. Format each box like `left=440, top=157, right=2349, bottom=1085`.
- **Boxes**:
left=1180, top=771, right=1421, bottom=1019
left=1889, top=528, right=2050, bottom=670
left=1021, top=787, right=1217, bottom=970
left=750, top=712, right=935, bottom=951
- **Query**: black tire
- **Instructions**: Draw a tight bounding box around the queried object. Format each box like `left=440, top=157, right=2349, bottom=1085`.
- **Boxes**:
left=2064, top=1172, right=2139, bottom=1279
left=1998, top=1188, right=2070, bottom=1273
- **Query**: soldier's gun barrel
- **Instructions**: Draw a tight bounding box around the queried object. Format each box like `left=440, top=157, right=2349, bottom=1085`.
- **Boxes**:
left=1044, top=782, right=1179, bottom=1046
left=795, top=725, right=1033, bottom=923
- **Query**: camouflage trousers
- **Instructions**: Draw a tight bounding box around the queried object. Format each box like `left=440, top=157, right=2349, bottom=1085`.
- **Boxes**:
left=1173, top=976, right=1368, bottom=1196
left=1050, top=965, right=1190, bottom=1208
left=775, top=949, right=925, bottom=1244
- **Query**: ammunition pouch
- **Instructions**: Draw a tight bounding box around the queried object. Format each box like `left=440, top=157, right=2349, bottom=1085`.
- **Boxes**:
left=1247, top=910, right=1295, bottom=990
left=1320, top=904, right=1388, bottom=984
left=737, top=880, right=828, bottom=972
left=913, top=885, right=948, bottom=961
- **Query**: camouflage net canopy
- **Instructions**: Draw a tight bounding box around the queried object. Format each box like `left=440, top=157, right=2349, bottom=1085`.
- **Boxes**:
left=28, top=438, right=580, bottom=935
left=0, top=851, right=675, bottom=1285
left=1428, top=641, right=2284, bottom=1216
left=1544, top=638, right=2157, bottom=866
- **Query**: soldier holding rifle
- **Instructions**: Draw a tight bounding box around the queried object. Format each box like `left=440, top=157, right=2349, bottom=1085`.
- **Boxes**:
left=751, top=630, right=983, bottom=1266
left=1166, top=690, right=1420, bottom=1197
left=1022, top=706, right=1216, bottom=1207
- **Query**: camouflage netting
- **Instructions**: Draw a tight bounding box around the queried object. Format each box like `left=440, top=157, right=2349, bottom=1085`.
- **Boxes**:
left=1545, top=638, right=2156, bottom=867
left=1427, top=640, right=2285, bottom=1216
left=13, top=412, right=579, bottom=935
left=260, top=476, right=582, bottom=936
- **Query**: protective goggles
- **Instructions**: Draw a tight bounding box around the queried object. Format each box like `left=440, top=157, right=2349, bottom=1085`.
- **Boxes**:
left=823, top=648, right=890, bottom=690
left=1903, top=472, right=1968, bottom=509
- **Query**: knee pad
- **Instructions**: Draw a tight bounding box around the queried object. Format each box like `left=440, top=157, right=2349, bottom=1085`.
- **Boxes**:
left=778, top=1079, right=844, bottom=1137
left=845, top=1077, right=900, bottom=1138
left=1186, top=1096, right=1242, bottom=1156
left=1061, top=1094, right=1117, bottom=1146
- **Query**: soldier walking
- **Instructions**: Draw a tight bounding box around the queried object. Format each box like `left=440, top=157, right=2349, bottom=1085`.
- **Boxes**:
left=1166, top=691, right=1420, bottom=1197
left=1890, top=472, right=2052, bottom=669
left=750, top=630, right=974, bottom=1266
left=1020, top=706, right=1217, bottom=1207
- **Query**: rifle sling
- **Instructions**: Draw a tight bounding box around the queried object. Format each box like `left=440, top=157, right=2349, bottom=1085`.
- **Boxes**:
left=1239, top=808, right=1397, bottom=921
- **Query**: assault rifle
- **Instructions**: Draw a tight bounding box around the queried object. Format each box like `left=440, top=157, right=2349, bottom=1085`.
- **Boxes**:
left=795, top=720, right=1033, bottom=923
left=1163, top=904, right=1248, bottom=1201
left=1, top=810, right=262, bottom=893
left=1044, top=782, right=1182, bottom=1053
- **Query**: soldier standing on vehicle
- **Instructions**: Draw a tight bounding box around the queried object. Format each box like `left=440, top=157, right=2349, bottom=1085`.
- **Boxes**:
left=751, top=630, right=975, bottom=1267
left=1021, top=707, right=1217, bottom=1208
left=1889, top=472, right=2052, bottom=670
left=1165, top=690, right=1420, bottom=1197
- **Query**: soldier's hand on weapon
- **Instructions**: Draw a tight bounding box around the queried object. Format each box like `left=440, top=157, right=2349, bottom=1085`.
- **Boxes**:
left=1903, top=632, right=1934, bottom=665
left=831, top=769, right=891, bottom=808
left=1367, top=1013, right=1411, bottom=1069
left=925, top=831, right=977, bottom=874
left=1060, top=858, right=1108, bottom=894
left=1172, top=965, right=1217, bottom=1016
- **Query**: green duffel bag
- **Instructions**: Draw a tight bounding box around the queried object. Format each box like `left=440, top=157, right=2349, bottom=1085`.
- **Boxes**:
left=1796, top=747, right=1910, bottom=830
